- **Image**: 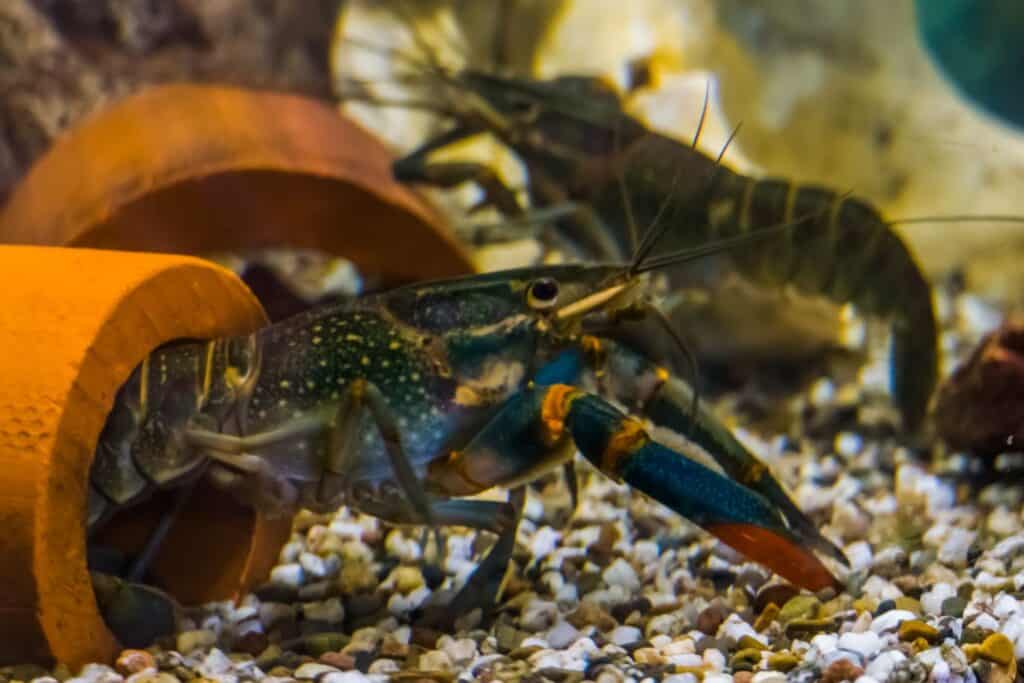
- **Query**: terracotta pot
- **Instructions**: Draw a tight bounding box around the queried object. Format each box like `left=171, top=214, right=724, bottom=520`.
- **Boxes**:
left=0, top=83, right=473, bottom=282
left=0, top=246, right=287, bottom=667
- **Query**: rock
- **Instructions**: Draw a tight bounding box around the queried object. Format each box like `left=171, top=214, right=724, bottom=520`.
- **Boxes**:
left=977, top=632, right=1016, bottom=666
left=837, top=631, right=881, bottom=659
left=566, top=603, right=617, bottom=632
left=934, top=318, right=1024, bottom=456
left=176, top=629, right=216, bottom=653
left=114, top=651, right=155, bottom=676
left=602, top=558, right=640, bottom=592
left=869, top=609, right=917, bottom=633
left=547, top=620, right=581, bottom=649
left=295, top=663, right=341, bottom=680
left=609, top=625, right=642, bottom=646
left=696, top=603, right=729, bottom=635
left=864, top=650, right=906, bottom=680
left=941, top=596, right=967, bottom=618
left=778, top=595, right=821, bottom=623
left=819, top=659, right=864, bottom=683
left=898, top=619, right=939, bottom=643
left=766, top=652, right=800, bottom=672
left=754, top=584, right=800, bottom=612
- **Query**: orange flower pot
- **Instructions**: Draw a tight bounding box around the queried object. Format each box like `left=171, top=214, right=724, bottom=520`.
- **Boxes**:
left=0, top=83, right=473, bottom=282
left=0, top=247, right=284, bottom=667
left=0, top=83, right=474, bottom=668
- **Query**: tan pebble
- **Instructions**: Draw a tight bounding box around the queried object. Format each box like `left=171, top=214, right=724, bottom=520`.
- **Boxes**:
left=393, top=566, right=426, bottom=594
left=733, top=671, right=754, bottom=683
left=633, top=647, right=665, bottom=664
left=778, top=595, right=820, bottom=623
left=319, top=651, right=356, bottom=670
left=737, top=635, right=767, bottom=651
left=337, top=560, right=378, bottom=593
left=978, top=632, right=1016, bottom=667
left=851, top=598, right=877, bottom=614
left=662, top=638, right=696, bottom=655
left=418, top=649, right=454, bottom=671
left=379, top=635, right=409, bottom=658
left=753, top=603, right=780, bottom=631
left=893, top=596, right=922, bottom=614
left=115, top=649, right=155, bottom=675
left=897, top=619, right=939, bottom=643
left=766, top=652, right=800, bottom=672
left=784, top=617, right=836, bottom=638
left=696, top=603, right=729, bottom=635
left=566, top=603, right=617, bottom=631
left=729, top=648, right=764, bottom=669
left=820, top=658, right=864, bottom=683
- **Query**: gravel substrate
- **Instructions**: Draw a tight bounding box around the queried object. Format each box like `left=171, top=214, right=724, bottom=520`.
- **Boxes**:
left=6, top=286, right=1022, bottom=683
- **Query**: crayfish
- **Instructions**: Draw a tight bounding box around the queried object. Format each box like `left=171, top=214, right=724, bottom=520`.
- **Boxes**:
left=86, top=219, right=846, bottom=646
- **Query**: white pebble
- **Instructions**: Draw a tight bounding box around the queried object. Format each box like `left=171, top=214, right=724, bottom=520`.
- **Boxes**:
left=993, top=593, right=1021, bottom=620
left=809, top=633, right=839, bottom=656
left=269, top=563, right=305, bottom=588
left=556, top=583, right=579, bottom=604
left=547, top=620, right=581, bottom=649
left=442, top=637, right=477, bottom=664
left=294, top=663, right=341, bottom=679
left=384, top=530, right=421, bottom=562
left=703, top=676, right=732, bottom=683
left=367, top=659, right=399, bottom=675
left=838, top=630, right=881, bottom=659
left=322, top=672, right=373, bottom=683
left=663, top=675, right=699, bottom=683
left=865, top=650, right=906, bottom=679
left=418, top=649, right=453, bottom=671
left=870, top=609, right=917, bottom=633
left=530, top=526, right=562, bottom=558
left=609, top=625, right=643, bottom=646
left=751, top=672, right=787, bottom=683
left=921, top=583, right=956, bottom=616
left=197, top=649, right=232, bottom=676
left=718, top=614, right=762, bottom=645
left=176, top=629, right=217, bottom=653
left=520, top=600, right=559, bottom=631
left=634, top=540, right=660, bottom=565
left=386, top=585, right=430, bottom=615
left=835, top=432, right=863, bottom=457
left=938, top=528, right=978, bottom=566
left=844, top=541, right=874, bottom=572
left=703, top=647, right=726, bottom=671
left=603, top=558, right=640, bottom=592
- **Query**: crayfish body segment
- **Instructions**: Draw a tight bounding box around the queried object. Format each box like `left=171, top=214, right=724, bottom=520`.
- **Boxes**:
left=87, top=258, right=844, bottom=644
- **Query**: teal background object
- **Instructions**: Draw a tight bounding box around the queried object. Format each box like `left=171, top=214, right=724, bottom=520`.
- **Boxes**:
left=915, top=0, right=1024, bottom=129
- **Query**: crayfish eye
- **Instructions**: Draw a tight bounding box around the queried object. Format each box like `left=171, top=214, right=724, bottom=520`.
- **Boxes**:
left=527, top=277, right=560, bottom=310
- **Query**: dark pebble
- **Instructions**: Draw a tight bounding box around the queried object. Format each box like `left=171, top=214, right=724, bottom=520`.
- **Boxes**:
left=962, top=626, right=989, bottom=644
left=696, top=636, right=726, bottom=655
left=941, top=596, right=967, bottom=618
left=255, top=582, right=299, bottom=603
left=874, top=599, right=896, bottom=616
left=696, top=603, right=729, bottom=635
left=754, top=583, right=800, bottom=613
left=354, top=650, right=374, bottom=673
left=346, top=592, right=385, bottom=619
left=737, top=568, right=768, bottom=595
left=611, top=597, right=652, bottom=623
left=411, top=625, right=442, bottom=649
left=421, top=564, right=445, bottom=590
left=233, top=630, right=269, bottom=656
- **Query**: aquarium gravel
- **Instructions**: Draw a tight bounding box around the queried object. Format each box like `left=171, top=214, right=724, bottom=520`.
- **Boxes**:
left=6, top=289, right=1020, bottom=683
